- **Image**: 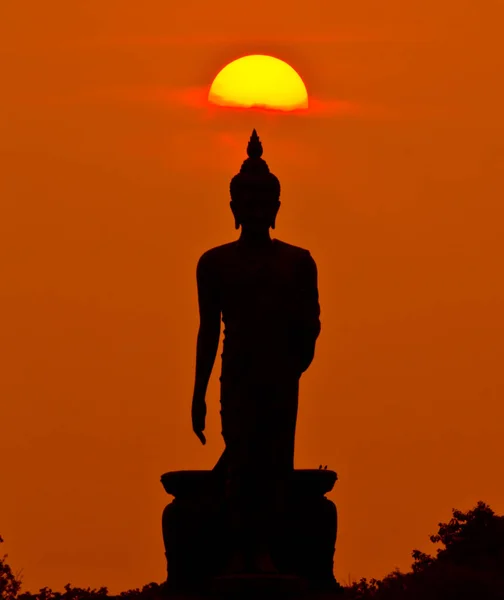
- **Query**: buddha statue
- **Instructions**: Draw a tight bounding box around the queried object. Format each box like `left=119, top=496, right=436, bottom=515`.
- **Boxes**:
left=190, top=129, right=321, bottom=574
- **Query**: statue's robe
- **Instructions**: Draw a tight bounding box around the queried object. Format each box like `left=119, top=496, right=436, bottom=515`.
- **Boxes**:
left=198, top=239, right=321, bottom=492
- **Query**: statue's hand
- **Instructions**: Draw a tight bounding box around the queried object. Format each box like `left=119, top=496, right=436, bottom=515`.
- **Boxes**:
left=191, top=397, right=207, bottom=445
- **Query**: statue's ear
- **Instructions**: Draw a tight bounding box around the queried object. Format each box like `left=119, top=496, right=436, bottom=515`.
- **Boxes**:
left=271, top=201, right=279, bottom=229
left=230, top=200, right=240, bottom=229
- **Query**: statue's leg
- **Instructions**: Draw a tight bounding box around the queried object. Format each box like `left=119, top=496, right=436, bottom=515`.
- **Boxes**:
left=219, top=378, right=254, bottom=572
left=257, top=378, right=299, bottom=568
left=219, top=376, right=299, bottom=573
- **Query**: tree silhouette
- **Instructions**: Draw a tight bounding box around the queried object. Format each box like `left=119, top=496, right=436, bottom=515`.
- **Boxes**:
left=0, top=536, right=22, bottom=600
left=430, top=501, right=504, bottom=570
left=344, top=501, right=504, bottom=600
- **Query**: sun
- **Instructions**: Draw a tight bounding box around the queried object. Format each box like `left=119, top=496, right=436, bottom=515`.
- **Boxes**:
left=208, top=55, right=308, bottom=111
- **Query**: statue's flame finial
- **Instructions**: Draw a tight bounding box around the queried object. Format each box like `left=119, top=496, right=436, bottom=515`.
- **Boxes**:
left=247, top=129, right=263, bottom=159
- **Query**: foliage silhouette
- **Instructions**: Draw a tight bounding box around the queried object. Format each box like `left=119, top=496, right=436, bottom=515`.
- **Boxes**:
left=0, top=536, right=22, bottom=600
left=344, top=501, right=504, bottom=600
left=2, top=501, right=504, bottom=599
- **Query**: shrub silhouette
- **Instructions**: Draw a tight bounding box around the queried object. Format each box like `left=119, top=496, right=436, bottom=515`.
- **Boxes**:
left=0, top=538, right=167, bottom=600
left=0, top=536, right=22, bottom=600
left=344, top=501, right=504, bottom=600
left=2, top=501, right=504, bottom=599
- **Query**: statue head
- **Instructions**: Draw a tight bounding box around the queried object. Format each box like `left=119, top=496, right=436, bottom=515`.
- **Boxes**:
left=230, top=129, right=281, bottom=232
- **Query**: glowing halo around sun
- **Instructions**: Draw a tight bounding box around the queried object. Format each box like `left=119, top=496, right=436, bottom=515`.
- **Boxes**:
left=208, top=55, right=308, bottom=111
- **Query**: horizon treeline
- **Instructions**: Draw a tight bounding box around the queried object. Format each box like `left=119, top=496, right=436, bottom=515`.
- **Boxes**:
left=2, top=500, right=504, bottom=600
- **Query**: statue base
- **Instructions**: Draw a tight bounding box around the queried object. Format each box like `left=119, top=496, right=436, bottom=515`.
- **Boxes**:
left=210, top=573, right=308, bottom=598
left=160, top=469, right=342, bottom=597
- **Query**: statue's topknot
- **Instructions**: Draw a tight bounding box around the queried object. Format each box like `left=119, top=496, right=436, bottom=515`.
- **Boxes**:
left=246, top=129, right=263, bottom=159
left=230, top=129, right=280, bottom=199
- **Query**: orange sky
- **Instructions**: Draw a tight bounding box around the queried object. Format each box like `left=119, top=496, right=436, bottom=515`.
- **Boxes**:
left=1, top=0, right=503, bottom=593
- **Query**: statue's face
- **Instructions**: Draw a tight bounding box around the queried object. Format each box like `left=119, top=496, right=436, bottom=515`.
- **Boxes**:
left=231, top=188, right=280, bottom=232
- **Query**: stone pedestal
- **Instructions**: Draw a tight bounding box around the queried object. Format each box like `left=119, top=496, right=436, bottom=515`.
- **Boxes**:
left=160, top=469, right=341, bottom=597
left=211, top=573, right=308, bottom=599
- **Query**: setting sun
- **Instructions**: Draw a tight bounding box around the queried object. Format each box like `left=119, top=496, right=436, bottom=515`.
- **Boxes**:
left=208, top=55, right=309, bottom=111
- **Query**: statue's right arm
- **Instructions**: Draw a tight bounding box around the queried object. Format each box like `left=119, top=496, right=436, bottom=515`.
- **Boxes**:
left=192, top=252, right=221, bottom=403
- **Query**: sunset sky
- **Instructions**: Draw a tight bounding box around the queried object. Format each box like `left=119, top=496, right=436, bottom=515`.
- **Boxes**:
left=1, top=0, right=503, bottom=593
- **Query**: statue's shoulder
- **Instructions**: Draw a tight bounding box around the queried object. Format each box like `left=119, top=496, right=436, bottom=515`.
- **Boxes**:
left=197, top=242, right=238, bottom=270
left=274, top=239, right=313, bottom=262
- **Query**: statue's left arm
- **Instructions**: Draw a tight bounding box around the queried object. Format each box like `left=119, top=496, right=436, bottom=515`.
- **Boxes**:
left=297, top=250, right=321, bottom=374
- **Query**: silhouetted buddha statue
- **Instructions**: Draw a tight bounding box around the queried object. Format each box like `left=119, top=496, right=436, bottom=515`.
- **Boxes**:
left=191, top=129, right=321, bottom=575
